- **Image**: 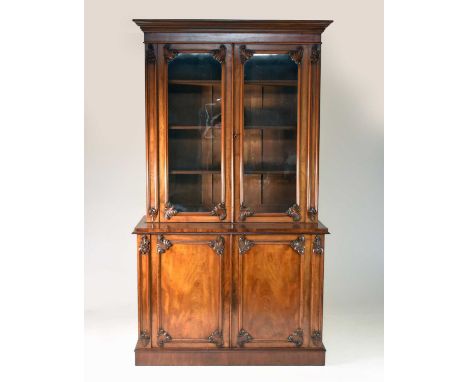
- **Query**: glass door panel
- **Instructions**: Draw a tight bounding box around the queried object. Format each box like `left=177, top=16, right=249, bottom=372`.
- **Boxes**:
left=166, top=51, right=224, bottom=217
left=241, top=50, right=299, bottom=219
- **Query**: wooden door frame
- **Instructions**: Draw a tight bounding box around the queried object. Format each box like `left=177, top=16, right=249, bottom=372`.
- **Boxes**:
left=157, top=43, right=233, bottom=223
left=231, top=234, right=311, bottom=348
left=150, top=234, right=230, bottom=348
left=233, top=43, right=309, bottom=223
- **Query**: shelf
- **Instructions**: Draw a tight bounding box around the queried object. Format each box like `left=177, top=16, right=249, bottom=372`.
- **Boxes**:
left=244, top=80, right=297, bottom=87
left=169, top=125, right=221, bottom=130
left=244, top=125, right=296, bottom=130
left=244, top=170, right=296, bottom=175
left=170, top=170, right=221, bottom=175
left=169, top=80, right=221, bottom=86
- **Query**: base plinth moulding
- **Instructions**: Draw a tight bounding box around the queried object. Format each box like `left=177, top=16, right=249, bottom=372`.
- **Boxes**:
left=135, top=345, right=326, bottom=366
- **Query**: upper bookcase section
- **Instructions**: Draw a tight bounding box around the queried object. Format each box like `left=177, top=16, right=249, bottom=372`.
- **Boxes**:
left=133, top=19, right=333, bottom=44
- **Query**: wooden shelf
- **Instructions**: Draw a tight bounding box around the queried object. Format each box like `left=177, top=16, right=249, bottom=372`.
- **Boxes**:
left=169, top=125, right=221, bottom=130
left=244, top=170, right=296, bottom=175
left=170, top=170, right=221, bottom=175
left=169, top=80, right=221, bottom=86
left=244, top=125, right=296, bottom=130
left=245, top=80, right=297, bottom=87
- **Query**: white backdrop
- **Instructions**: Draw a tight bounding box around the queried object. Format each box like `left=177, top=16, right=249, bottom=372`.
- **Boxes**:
left=85, top=0, right=383, bottom=379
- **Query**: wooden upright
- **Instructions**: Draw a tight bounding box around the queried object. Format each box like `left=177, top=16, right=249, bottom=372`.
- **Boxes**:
left=133, top=19, right=332, bottom=366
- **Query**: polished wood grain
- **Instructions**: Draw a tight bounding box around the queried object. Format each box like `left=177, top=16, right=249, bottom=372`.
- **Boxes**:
left=133, top=19, right=332, bottom=366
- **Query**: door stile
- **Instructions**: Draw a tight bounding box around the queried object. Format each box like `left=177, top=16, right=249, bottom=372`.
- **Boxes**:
left=137, top=235, right=152, bottom=348
left=310, top=234, right=325, bottom=347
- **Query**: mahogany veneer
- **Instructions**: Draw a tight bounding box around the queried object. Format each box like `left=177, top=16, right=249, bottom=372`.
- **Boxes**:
left=133, top=19, right=332, bottom=366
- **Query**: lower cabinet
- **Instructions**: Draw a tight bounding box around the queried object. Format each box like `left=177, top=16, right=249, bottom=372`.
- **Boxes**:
left=136, top=232, right=325, bottom=363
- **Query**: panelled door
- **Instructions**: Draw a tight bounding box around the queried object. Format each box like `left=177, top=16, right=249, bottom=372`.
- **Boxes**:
left=151, top=234, right=230, bottom=348
left=232, top=234, right=311, bottom=348
left=233, top=44, right=309, bottom=222
left=158, top=44, right=233, bottom=222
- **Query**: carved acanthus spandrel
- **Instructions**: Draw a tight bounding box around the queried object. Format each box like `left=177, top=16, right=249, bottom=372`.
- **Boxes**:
left=311, top=330, right=322, bottom=345
left=311, top=44, right=321, bottom=64
left=164, top=44, right=179, bottom=63
left=237, top=329, right=253, bottom=347
left=148, top=207, right=158, bottom=221
left=287, top=328, right=304, bottom=347
left=138, top=329, right=150, bottom=347
left=208, top=236, right=225, bottom=256
left=211, top=45, right=226, bottom=63
left=164, top=202, right=178, bottom=220
left=210, top=202, right=226, bottom=220
left=308, top=207, right=318, bottom=219
left=289, top=47, right=303, bottom=64
left=313, top=235, right=323, bottom=255
left=290, top=235, right=305, bottom=256
left=240, top=202, right=254, bottom=221
left=139, top=235, right=150, bottom=255
left=240, top=45, right=255, bottom=64
left=208, top=329, right=224, bottom=347
left=286, top=203, right=301, bottom=221
left=238, top=235, right=254, bottom=255
left=157, top=329, right=172, bottom=347
left=157, top=235, right=172, bottom=255
left=145, top=44, right=156, bottom=64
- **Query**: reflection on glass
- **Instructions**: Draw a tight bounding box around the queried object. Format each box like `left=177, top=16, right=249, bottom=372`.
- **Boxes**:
left=168, top=53, right=222, bottom=212
left=243, top=54, right=298, bottom=213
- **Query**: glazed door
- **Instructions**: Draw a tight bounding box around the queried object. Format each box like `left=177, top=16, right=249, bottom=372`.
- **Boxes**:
left=232, top=234, right=310, bottom=348
left=151, top=235, right=230, bottom=348
left=158, top=44, right=233, bottom=222
left=234, top=44, right=308, bottom=222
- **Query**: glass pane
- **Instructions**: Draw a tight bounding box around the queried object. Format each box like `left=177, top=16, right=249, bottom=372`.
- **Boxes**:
left=243, top=54, right=298, bottom=213
left=168, top=53, right=222, bottom=212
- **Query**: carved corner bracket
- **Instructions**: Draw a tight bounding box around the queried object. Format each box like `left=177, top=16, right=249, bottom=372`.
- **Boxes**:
left=238, top=235, right=254, bottom=255
left=311, top=44, right=321, bottom=64
left=287, top=328, right=304, bottom=347
left=164, top=202, right=178, bottom=220
left=145, top=44, right=156, bottom=65
left=139, top=235, right=150, bottom=256
left=286, top=203, right=301, bottom=221
left=157, top=234, right=172, bottom=255
left=208, top=329, right=224, bottom=347
left=290, top=235, right=305, bottom=256
left=237, top=329, right=253, bottom=347
left=211, top=202, right=226, bottom=220
left=208, top=236, right=225, bottom=256
left=148, top=207, right=158, bottom=221
left=138, top=329, right=150, bottom=347
left=240, top=202, right=254, bottom=221
left=308, top=207, right=318, bottom=220
left=211, top=45, right=226, bottom=63
left=313, top=235, right=324, bottom=255
left=240, top=45, right=255, bottom=64
left=157, top=328, right=172, bottom=347
left=164, top=44, right=179, bottom=63
left=311, top=330, right=322, bottom=345
left=289, top=47, right=303, bottom=64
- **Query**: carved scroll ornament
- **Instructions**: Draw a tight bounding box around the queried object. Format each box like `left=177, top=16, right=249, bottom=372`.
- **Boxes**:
left=157, top=234, right=172, bottom=255
left=164, top=202, right=178, bottom=220
left=311, top=44, right=321, bottom=64
left=139, top=329, right=150, bottom=347
left=308, top=207, right=318, bottom=219
left=240, top=202, right=254, bottom=221
left=157, top=329, right=172, bottom=347
left=237, top=329, right=253, bottom=347
left=238, top=235, right=254, bottom=255
left=240, top=45, right=255, bottom=64
left=211, top=45, right=226, bottom=63
left=208, top=236, right=225, bottom=256
left=164, top=44, right=179, bottom=63
left=313, top=235, right=323, bottom=255
left=290, top=235, right=305, bottom=256
left=139, top=235, right=150, bottom=255
left=286, top=203, right=301, bottom=221
left=287, top=328, right=304, bottom=347
left=211, top=202, right=227, bottom=220
left=208, top=329, right=224, bottom=347
left=311, top=330, right=322, bottom=345
left=289, top=47, right=303, bottom=64
left=145, top=44, right=156, bottom=64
